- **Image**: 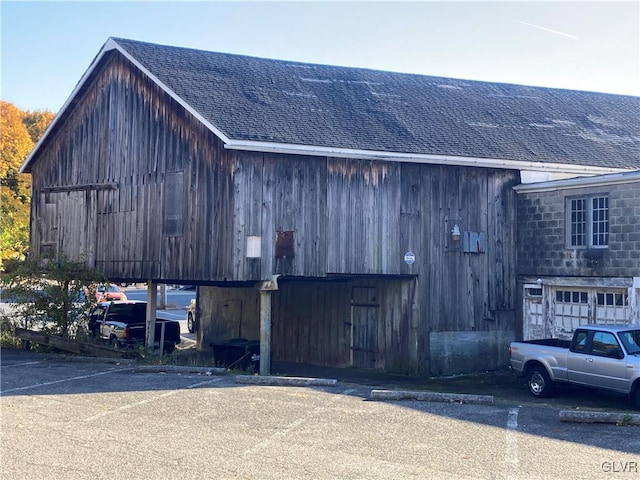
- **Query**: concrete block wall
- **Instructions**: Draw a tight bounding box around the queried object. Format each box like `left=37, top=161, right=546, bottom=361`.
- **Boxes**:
left=516, top=181, right=640, bottom=277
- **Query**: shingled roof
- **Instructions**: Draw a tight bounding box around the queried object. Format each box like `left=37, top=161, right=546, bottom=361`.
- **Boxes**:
left=23, top=37, right=640, bottom=173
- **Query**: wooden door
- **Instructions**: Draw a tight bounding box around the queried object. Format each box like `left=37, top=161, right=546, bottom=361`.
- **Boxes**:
left=350, top=286, right=378, bottom=368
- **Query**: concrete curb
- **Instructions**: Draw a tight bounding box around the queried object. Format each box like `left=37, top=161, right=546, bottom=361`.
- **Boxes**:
left=559, top=410, right=640, bottom=425
left=52, top=355, right=222, bottom=374
left=370, top=389, right=495, bottom=405
left=58, top=355, right=136, bottom=364
left=235, top=375, right=338, bottom=387
left=133, top=365, right=227, bottom=375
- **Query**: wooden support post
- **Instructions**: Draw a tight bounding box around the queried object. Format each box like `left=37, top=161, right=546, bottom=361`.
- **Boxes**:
left=259, top=290, right=272, bottom=376
left=146, top=280, right=157, bottom=351
left=256, top=275, right=279, bottom=376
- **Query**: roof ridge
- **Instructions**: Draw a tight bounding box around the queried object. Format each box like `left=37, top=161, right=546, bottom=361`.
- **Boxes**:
left=110, top=37, right=640, bottom=98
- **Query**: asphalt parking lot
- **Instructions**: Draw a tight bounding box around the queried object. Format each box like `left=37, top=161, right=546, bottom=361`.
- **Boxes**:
left=1, top=349, right=639, bottom=480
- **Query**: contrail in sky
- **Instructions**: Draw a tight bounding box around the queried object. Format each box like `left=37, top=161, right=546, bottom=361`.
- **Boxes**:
left=517, top=21, right=579, bottom=39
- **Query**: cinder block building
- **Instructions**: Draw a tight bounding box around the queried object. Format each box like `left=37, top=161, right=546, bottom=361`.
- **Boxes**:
left=516, top=171, right=640, bottom=340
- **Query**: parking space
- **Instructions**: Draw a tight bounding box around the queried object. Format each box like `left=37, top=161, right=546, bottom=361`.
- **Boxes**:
left=2, top=350, right=639, bottom=479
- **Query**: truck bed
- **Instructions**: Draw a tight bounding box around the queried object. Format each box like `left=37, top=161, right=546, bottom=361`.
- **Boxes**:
left=518, top=338, right=571, bottom=349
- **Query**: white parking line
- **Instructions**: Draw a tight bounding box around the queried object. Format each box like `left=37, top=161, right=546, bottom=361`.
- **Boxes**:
left=1, top=361, right=41, bottom=368
left=505, top=407, right=520, bottom=480
left=84, top=377, right=224, bottom=421
left=1, top=367, right=135, bottom=394
left=507, top=407, right=519, bottom=429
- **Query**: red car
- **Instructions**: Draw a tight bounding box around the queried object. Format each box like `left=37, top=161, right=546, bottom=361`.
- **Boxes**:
left=94, top=284, right=128, bottom=303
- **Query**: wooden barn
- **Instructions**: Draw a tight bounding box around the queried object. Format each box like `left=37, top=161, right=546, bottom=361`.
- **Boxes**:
left=20, top=38, right=640, bottom=375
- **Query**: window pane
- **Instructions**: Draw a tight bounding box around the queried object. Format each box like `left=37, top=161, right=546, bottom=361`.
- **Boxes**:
left=569, top=199, right=586, bottom=246
left=571, top=330, right=589, bottom=352
left=591, top=196, right=608, bottom=247
left=614, top=294, right=628, bottom=306
left=606, top=293, right=614, bottom=306
left=591, top=332, right=620, bottom=356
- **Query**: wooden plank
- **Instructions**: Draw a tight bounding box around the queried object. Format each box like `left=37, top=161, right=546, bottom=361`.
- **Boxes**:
left=14, top=328, right=135, bottom=359
left=40, top=183, right=118, bottom=193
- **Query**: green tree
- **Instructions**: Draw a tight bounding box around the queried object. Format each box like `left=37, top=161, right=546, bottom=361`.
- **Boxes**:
left=0, top=255, right=106, bottom=338
left=0, top=101, right=54, bottom=267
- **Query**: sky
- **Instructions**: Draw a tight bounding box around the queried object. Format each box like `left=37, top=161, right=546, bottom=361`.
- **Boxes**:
left=1, top=0, right=639, bottom=113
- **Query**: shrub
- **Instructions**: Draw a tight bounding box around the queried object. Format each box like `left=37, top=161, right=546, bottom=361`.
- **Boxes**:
left=0, top=255, right=106, bottom=338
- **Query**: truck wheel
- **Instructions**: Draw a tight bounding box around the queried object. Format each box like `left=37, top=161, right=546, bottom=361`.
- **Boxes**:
left=527, top=366, right=554, bottom=398
left=110, top=336, right=120, bottom=349
left=187, top=312, right=195, bottom=333
left=634, top=387, right=640, bottom=410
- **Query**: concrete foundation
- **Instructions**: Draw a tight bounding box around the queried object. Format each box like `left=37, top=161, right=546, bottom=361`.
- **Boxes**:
left=429, top=330, right=516, bottom=376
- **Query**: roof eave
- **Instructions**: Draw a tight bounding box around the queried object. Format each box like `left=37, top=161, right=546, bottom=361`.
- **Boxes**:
left=514, top=169, right=640, bottom=193
left=223, top=140, right=630, bottom=175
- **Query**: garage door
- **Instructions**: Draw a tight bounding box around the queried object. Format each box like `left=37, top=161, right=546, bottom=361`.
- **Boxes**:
left=553, top=290, right=590, bottom=339
left=554, top=288, right=629, bottom=339
left=595, top=291, right=629, bottom=326
left=523, top=285, right=631, bottom=340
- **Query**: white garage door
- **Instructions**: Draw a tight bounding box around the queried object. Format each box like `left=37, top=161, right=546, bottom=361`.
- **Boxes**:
left=595, top=291, right=629, bottom=325
left=523, top=285, right=631, bottom=340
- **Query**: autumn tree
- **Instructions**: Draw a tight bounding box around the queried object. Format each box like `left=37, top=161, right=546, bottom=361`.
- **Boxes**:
left=0, top=101, right=54, bottom=267
left=23, top=110, right=56, bottom=143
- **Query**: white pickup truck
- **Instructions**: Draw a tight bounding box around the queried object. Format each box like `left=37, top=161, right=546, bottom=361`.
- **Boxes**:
left=509, top=324, right=640, bottom=409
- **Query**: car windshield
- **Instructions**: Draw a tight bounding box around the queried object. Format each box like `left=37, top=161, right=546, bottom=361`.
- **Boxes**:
left=618, top=329, right=640, bottom=355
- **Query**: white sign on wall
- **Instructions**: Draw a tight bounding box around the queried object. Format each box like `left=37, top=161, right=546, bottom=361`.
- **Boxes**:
left=246, top=236, right=261, bottom=258
left=404, top=251, right=415, bottom=265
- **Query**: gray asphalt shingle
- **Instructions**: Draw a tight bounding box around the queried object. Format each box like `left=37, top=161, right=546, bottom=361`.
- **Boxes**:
left=113, top=37, right=640, bottom=169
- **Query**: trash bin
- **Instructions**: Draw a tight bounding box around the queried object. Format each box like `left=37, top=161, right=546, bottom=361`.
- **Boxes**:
left=211, top=338, right=260, bottom=371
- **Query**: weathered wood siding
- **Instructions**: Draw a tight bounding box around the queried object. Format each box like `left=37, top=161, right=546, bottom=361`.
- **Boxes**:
left=29, top=51, right=237, bottom=281
left=404, top=166, right=518, bottom=372
left=210, top=160, right=517, bottom=373
left=200, top=277, right=417, bottom=372
left=27, top=49, right=520, bottom=374
left=198, top=286, right=260, bottom=345
left=326, top=159, right=401, bottom=274
left=231, top=153, right=328, bottom=279
left=397, top=166, right=519, bottom=325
